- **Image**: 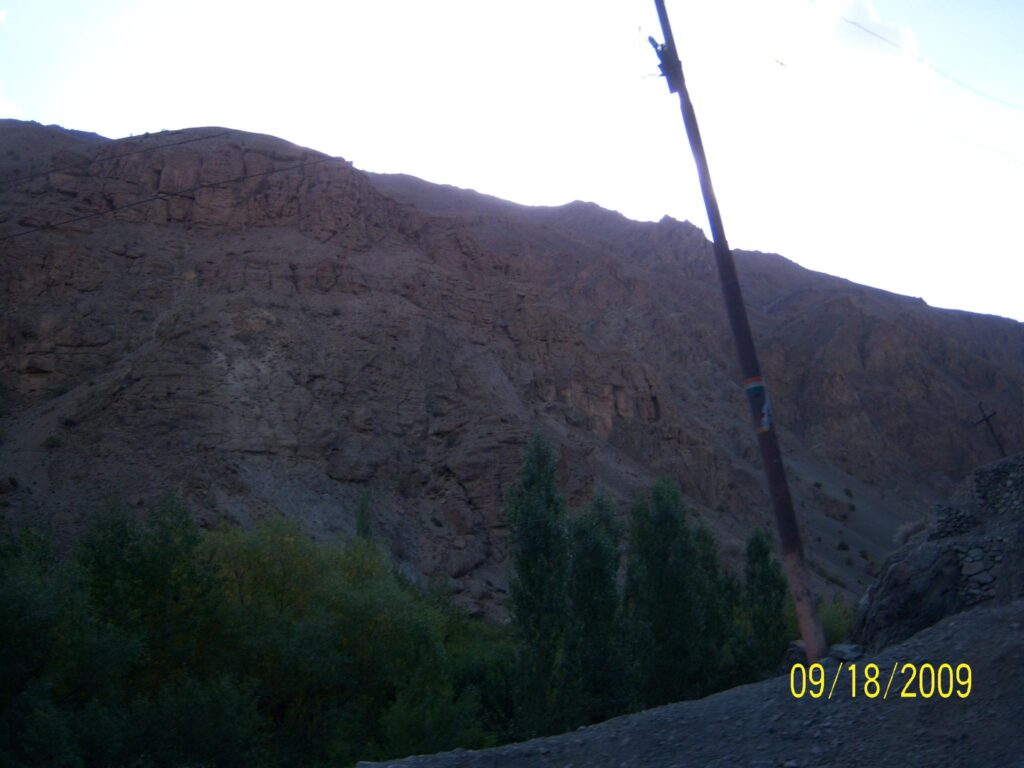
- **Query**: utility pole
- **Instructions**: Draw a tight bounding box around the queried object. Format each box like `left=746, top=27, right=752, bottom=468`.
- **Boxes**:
left=973, top=401, right=1007, bottom=458
left=648, top=0, right=828, bottom=662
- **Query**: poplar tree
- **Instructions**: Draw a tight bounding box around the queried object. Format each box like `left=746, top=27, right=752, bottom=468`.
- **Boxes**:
left=564, top=491, right=626, bottom=725
left=506, top=434, right=568, bottom=735
left=743, top=528, right=789, bottom=674
left=623, top=479, right=733, bottom=706
left=624, top=479, right=697, bottom=706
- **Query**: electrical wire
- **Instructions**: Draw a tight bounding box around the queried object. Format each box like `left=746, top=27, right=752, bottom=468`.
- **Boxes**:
left=738, top=6, right=1024, bottom=169
left=0, top=129, right=235, bottom=190
left=760, top=46, right=1024, bottom=169
left=0, top=154, right=337, bottom=242
left=837, top=15, right=1024, bottom=112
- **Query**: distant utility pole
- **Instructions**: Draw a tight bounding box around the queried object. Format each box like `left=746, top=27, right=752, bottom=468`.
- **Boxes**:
left=648, top=0, right=828, bottom=662
left=973, top=401, right=1007, bottom=459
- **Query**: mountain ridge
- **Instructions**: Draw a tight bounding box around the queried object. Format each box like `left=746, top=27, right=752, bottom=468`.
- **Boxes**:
left=1, top=120, right=1021, bottom=615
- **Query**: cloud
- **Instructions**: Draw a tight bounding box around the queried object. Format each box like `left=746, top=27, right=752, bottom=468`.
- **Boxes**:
left=0, top=10, right=7, bottom=24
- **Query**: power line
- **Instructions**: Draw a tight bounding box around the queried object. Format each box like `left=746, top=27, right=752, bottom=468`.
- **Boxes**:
left=946, top=131, right=1024, bottom=170
left=0, top=154, right=337, bottom=242
left=764, top=49, right=1024, bottom=169
left=838, top=15, right=1024, bottom=112
left=0, top=129, right=235, bottom=190
left=749, top=11, right=1024, bottom=169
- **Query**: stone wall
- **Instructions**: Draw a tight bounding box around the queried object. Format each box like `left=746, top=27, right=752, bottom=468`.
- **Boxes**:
left=854, top=453, right=1024, bottom=650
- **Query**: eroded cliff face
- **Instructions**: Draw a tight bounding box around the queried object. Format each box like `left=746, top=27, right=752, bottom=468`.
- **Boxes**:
left=2, top=120, right=1022, bottom=615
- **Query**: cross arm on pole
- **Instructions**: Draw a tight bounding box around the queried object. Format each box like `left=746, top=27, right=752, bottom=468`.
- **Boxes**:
left=648, top=35, right=683, bottom=94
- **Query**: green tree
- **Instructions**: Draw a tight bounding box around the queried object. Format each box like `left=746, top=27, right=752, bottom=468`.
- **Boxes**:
left=76, top=496, right=226, bottom=692
left=506, top=434, right=568, bottom=735
left=624, top=479, right=692, bottom=706
left=623, top=479, right=734, bottom=707
left=741, top=528, right=790, bottom=676
left=212, top=519, right=495, bottom=766
left=0, top=529, right=88, bottom=768
left=564, top=491, right=627, bottom=726
left=690, top=523, right=740, bottom=691
left=441, top=609, right=517, bottom=744
left=2, top=497, right=507, bottom=768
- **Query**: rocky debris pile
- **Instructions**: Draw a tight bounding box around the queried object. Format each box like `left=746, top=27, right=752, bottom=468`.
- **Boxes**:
left=930, top=505, right=979, bottom=539
left=357, top=599, right=1024, bottom=768
left=854, top=453, right=1024, bottom=651
left=825, top=643, right=863, bottom=662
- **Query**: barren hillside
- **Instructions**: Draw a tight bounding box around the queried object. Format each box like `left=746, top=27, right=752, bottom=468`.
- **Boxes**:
left=1, top=120, right=1022, bottom=614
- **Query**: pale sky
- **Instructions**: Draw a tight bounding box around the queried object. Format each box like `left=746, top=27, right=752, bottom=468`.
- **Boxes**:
left=1, top=1, right=1021, bottom=321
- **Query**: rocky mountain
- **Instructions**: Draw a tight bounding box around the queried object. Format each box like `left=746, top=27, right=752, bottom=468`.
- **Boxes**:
left=1, top=119, right=1022, bottom=615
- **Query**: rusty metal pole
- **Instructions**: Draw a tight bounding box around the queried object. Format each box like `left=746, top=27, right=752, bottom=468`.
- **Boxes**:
left=649, top=0, right=828, bottom=662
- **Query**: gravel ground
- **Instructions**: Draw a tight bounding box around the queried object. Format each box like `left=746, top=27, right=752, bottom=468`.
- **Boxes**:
left=358, top=600, right=1024, bottom=768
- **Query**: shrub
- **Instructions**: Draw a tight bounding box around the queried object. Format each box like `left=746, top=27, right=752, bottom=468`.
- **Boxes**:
left=779, top=590, right=852, bottom=651
left=894, top=517, right=928, bottom=545
left=125, top=675, right=264, bottom=768
left=819, top=594, right=853, bottom=644
left=379, top=674, right=486, bottom=760
left=442, top=609, right=517, bottom=743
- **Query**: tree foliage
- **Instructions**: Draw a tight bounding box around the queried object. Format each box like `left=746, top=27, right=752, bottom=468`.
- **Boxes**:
left=819, top=593, right=854, bottom=645
left=564, top=491, right=627, bottom=725
left=740, top=527, right=790, bottom=676
left=623, top=479, right=740, bottom=707
left=505, top=433, right=569, bottom=735
left=0, top=498, right=502, bottom=768
left=1, top=457, right=801, bottom=766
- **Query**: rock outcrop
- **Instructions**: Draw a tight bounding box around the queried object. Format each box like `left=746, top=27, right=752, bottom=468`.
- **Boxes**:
left=2, top=120, right=1023, bottom=616
left=854, top=453, right=1024, bottom=650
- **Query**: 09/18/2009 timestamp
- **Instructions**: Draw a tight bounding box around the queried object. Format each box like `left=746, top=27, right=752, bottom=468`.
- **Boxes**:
left=789, top=662, right=972, bottom=699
